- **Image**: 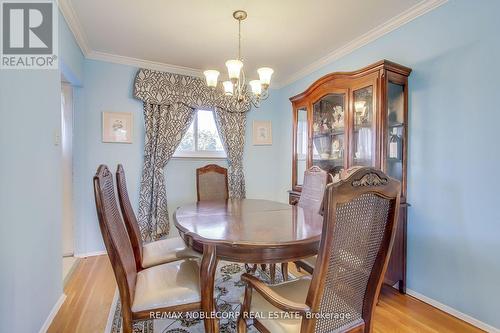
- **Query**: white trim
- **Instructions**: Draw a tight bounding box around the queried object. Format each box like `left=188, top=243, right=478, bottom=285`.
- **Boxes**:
left=173, top=150, right=227, bottom=159
left=74, top=250, right=106, bottom=258
left=87, top=51, right=204, bottom=77
left=58, top=0, right=447, bottom=86
left=406, top=288, right=500, bottom=333
left=58, top=0, right=91, bottom=55
left=39, top=294, right=67, bottom=333
left=58, top=0, right=204, bottom=77
left=276, top=0, right=449, bottom=88
left=104, top=289, right=120, bottom=333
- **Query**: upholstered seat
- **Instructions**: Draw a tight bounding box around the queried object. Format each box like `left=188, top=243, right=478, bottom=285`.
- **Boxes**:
left=141, top=237, right=200, bottom=269
left=116, top=164, right=200, bottom=271
left=298, top=255, right=317, bottom=271
left=250, top=277, right=310, bottom=333
left=132, top=259, right=201, bottom=312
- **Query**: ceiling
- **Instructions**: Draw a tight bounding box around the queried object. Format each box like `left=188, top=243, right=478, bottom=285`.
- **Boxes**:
left=61, top=0, right=444, bottom=87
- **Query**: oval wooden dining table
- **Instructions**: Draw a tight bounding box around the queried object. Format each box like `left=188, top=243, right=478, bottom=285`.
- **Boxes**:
left=173, top=198, right=324, bottom=333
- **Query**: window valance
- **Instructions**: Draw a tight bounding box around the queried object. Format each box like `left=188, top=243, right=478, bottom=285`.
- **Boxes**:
left=133, top=68, right=251, bottom=113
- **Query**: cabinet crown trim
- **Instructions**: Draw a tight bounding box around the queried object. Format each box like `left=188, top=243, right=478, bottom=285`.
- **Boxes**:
left=289, top=60, right=411, bottom=103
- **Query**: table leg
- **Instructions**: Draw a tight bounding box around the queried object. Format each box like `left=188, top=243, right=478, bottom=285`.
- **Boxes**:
left=201, top=244, right=219, bottom=333
left=281, top=262, right=289, bottom=281
left=270, top=264, right=276, bottom=283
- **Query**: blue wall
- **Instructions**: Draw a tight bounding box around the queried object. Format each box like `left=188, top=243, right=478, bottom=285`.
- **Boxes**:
left=0, top=69, right=62, bottom=333
left=73, top=59, right=283, bottom=254
left=274, top=0, right=500, bottom=328
left=0, top=9, right=85, bottom=331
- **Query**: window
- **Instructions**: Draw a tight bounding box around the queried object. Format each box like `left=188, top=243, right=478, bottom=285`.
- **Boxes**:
left=174, top=110, right=226, bottom=158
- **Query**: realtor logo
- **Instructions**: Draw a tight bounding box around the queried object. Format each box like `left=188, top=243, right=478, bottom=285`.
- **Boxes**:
left=1, top=0, right=58, bottom=69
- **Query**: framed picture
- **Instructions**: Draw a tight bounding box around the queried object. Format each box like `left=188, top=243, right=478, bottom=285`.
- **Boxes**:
left=252, top=120, right=272, bottom=145
left=102, top=112, right=133, bottom=143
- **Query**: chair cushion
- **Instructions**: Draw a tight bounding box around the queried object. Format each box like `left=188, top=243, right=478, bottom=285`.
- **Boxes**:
left=300, top=255, right=317, bottom=269
left=142, top=236, right=201, bottom=268
left=250, top=277, right=311, bottom=333
left=132, top=259, right=201, bottom=313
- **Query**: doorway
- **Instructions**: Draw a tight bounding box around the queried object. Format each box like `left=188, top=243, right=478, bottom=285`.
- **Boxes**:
left=61, top=80, right=77, bottom=282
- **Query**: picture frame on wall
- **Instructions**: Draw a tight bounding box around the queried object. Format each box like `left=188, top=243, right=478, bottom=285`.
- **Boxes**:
left=252, top=120, right=272, bottom=145
left=102, top=112, right=133, bottom=143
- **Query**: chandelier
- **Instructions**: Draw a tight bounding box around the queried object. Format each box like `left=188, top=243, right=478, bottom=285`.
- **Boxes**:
left=203, top=10, right=274, bottom=108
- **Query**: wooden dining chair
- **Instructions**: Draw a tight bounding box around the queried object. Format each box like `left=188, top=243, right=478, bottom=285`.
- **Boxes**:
left=116, top=164, right=200, bottom=271
left=294, top=166, right=365, bottom=274
left=196, top=164, right=229, bottom=201
left=95, top=165, right=201, bottom=333
left=297, top=166, right=330, bottom=212
left=281, top=166, right=330, bottom=279
left=238, top=167, right=401, bottom=333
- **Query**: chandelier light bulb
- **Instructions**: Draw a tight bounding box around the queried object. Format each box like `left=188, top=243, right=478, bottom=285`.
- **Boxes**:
left=226, top=59, right=243, bottom=82
left=257, top=67, right=274, bottom=87
left=222, top=81, right=234, bottom=96
left=203, top=70, right=220, bottom=88
left=249, top=80, right=262, bottom=96
left=203, top=11, right=271, bottom=108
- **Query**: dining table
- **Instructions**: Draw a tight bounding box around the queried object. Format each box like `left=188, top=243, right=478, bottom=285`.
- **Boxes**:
left=173, top=198, right=324, bottom=333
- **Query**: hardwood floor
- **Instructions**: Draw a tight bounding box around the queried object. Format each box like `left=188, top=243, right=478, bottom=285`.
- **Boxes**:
left=49, top=255, right=484, bottom=333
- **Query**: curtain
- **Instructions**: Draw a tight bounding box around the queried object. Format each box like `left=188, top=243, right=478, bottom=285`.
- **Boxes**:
left=214, top=108, right=246, bottom=198
left=133, top=68, right=251, bottom=240
left=137, top=102, right=195, bottom=241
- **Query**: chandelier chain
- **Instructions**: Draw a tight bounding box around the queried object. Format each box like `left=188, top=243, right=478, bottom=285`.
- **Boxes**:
left=238, top=18, right=242, bottom=60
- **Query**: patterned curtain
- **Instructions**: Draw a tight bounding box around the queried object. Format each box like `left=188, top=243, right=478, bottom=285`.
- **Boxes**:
left=137, top=102, right=195, bottom=241
left=133, top=69, right=251, bottom=240
left=214, top=108, right=246, bottom=198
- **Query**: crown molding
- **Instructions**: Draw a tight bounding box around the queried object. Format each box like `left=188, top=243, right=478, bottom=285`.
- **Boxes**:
left=58, top=0, right=91, bottom=55
left=87, top=51, right=204, bottom=77
left=59, top=0, right=447, bottom=85
left=58, top=0, right=204, bottom=77
left=275, top=0, right=448, bottom=88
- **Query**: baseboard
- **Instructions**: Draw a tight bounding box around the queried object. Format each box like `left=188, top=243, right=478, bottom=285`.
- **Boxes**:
left=406, top=288, right=500, bottom=333
left=74, top=250, right=106, bottom=258
left=104, top=289, right=120, bottom=333
left=39, top=294, right=67, bottom=333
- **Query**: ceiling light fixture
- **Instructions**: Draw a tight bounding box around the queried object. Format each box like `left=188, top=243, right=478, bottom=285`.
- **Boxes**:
left=203, top=10, right=273, bottom=108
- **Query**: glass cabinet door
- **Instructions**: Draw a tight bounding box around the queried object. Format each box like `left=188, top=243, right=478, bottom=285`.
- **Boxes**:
left=386, top=82, right=405, bottom=182
left=312, top=93, right=345, bottom=175
left=352, top=86, right=375, bottom=166
left=295, top=108, right=308, bottom=186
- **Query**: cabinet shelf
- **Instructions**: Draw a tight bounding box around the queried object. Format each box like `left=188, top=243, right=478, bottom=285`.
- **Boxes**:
left=313, top=130, right=345, bottom=138
left=313, top=157, right=343, bottom=162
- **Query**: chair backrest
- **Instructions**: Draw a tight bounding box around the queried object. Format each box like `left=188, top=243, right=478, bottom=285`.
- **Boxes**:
left=116, top=164, right=143, bottom=270
left=196, top=164, right=229, bottom=201
left=303, top=167, right=401, bottom=333
left=298, top=166, right=329, bottom=213
left=94, top=165, right=137, bottom=320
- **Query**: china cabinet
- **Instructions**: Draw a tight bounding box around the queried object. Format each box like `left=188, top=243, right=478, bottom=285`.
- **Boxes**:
left=288, top=60, right=411, bottom=293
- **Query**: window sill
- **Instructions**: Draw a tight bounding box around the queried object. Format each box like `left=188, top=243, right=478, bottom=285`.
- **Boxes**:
left=171, top=156, right=227, bottom=161
left=172, top=151, right=227, bottom=160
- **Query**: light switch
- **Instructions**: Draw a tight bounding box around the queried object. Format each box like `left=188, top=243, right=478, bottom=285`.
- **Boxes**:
left=54, top=129, right=61, bottom=146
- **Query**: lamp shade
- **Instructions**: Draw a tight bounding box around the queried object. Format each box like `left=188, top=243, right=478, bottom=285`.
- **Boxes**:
left=249, top=80, right=262, bottom=96
left=222, top=81, right=234, bottom=96
left=225, top=59, right=243, bottom=80
left=257, top=67, right=274, bottom=86
left=203, top=70, right=220, bottom=88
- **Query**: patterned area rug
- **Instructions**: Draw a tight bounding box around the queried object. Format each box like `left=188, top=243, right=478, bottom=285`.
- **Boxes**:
left=105, top=262, right=292, bottom=333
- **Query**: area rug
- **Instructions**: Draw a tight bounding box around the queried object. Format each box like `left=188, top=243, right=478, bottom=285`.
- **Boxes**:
left=105, top=262, right=293, bottom=333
